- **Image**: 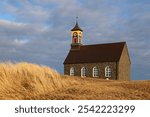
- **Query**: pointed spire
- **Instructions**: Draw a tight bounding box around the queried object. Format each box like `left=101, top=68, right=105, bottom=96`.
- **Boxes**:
left=71, top=16, right=83, bottom=32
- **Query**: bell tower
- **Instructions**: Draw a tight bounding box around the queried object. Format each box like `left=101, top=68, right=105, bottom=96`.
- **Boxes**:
left=71, top=18, right=83, bottom=50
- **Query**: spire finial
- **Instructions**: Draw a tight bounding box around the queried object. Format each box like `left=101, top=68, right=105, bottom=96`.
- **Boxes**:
left=76, top=16, right=78, bottom=22
left=71, top=16, right=83, bottom=32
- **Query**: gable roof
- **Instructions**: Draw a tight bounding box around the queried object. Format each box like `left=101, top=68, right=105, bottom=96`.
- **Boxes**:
left=64, top=42, right=126, bottom=64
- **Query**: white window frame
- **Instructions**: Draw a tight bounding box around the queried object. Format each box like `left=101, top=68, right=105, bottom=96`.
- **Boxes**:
left=81, top=67, right=86, bottom=77
left=105, top=66, right=112, bottom=77
left=93, top=66, right=99, bottom=77
left=70, top=67, right=75, bottom=76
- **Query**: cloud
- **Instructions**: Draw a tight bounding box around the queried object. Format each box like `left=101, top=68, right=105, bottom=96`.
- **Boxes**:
left=14, top=39, right=29, bottom=45
left=0, top=0, right=150, bottom=80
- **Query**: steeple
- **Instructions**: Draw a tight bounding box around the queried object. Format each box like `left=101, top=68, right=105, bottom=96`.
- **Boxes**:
left=71, top=21, right=83, bottom=32
left=71, top=17, right=83, bottom=50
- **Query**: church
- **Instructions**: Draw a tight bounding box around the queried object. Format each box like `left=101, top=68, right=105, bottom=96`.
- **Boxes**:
left=63, top=21, right=131, bottom=80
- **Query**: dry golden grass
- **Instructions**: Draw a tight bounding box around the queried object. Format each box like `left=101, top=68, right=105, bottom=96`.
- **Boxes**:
left=0, top=62, right=77, bottom=99
left=0, top=62, right=149, bottom=100
left=34, top=78, right=150, bottom=100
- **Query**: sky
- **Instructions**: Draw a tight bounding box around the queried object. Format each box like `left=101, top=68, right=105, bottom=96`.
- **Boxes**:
left=0, top=0, right=150, bottom=80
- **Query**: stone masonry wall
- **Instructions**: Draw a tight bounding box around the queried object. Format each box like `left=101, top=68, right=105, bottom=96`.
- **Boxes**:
left=64, top=62, right=117, bottom=80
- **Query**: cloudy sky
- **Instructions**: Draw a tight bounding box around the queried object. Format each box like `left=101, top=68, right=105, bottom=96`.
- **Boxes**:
left=0, top=0, right=150, bottom=80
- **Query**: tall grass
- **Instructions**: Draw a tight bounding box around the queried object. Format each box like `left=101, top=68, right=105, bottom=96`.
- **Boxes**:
left=0, top=62, right=76, bottom=99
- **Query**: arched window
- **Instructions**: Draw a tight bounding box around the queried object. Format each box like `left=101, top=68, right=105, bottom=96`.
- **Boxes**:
left=81, top=67, right=86, bottom=77
left=105, top=66, right=112, bottom=77
left=70, top=67, right=75, bottom=76
left=93, top=66, right=99, bottom=77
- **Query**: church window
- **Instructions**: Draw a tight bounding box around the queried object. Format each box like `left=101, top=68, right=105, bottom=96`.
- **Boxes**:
left=105, top=66, right=112, bottom=77
left=70, top=67, right=75, bottom=76
left=74, top=37, right=77, bottom=43
left=93, top=66, right=99, bottom=77
left=81, top=67, right=86, bottom=77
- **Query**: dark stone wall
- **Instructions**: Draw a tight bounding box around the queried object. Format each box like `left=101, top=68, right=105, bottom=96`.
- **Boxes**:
left=64, top=62, right=117, bottom=80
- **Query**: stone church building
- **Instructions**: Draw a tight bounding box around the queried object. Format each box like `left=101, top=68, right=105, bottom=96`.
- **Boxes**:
left=64, top=21, right=131, bottom=80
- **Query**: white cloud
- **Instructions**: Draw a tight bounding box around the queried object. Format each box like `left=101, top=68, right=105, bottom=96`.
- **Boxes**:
left=0, top=0, right=150, bottom=79
left=0, top=19, right=26, bottom=27
left=14, top=39, right=29, bottom=45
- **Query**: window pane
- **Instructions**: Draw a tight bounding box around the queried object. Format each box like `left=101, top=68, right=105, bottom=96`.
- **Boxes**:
left=81, top=67, right=86, bottom=77
left=105, top=66, right=111, bottom=77
left=93, top=67, right=99, bottom=77
left=70, top=67, right=75, bottom=76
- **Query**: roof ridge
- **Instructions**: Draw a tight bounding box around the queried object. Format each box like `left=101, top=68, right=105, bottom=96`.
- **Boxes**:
left=82, top=41, right=126, bottom=47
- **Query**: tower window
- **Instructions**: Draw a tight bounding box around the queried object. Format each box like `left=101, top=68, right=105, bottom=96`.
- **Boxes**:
left=70, top=67, right=75, bottom=76
left=81, top=67, right=86, bottom=77
left=93, top=66, right=99, bottom=77
left=105, top=66, right=112, bottom=77
left=74, top=38, right=77, bottom=43
left=73, top=32, right=78, bottom=44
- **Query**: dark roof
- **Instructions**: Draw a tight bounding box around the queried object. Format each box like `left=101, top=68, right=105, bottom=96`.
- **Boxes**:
left=71, top=22, right=83, bottom=32
left=64, top=42, right=126, bottom=64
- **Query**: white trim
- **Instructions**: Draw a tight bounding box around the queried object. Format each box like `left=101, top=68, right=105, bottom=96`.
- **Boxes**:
left=93, top=66, right=99, bottom=77
left=81, top=67, right=86, bottom=77
left=105, top=66, right=111, bottom=78
left=70, top=67, right=75, bottom=76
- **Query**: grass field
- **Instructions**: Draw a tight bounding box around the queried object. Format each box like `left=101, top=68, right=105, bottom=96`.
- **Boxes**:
left=34, top=78, right=150, bottom=100
left=0, top=62, right=149, bottom=100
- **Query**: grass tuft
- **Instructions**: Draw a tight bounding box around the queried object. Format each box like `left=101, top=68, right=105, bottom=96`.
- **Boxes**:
left=0, top=62, right=76, bottom=99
